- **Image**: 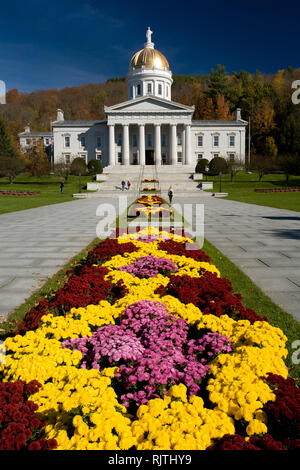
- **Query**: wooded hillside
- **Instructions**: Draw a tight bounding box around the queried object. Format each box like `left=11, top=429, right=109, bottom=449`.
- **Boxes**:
left=1, top=65, right=300, bottom=157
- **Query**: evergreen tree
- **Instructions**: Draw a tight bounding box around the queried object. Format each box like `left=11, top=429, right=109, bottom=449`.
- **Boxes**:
left=0, top=116, right=23, bottom=182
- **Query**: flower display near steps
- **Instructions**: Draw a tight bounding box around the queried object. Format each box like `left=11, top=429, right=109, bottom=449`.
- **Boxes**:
left=0, top=220, right=298, bottom=450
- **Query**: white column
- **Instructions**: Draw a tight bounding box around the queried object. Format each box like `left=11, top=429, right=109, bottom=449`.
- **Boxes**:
left=185, top=124, right=192, bottom=166
left=139, top=124, right=145, bottom=165
left=108, top=125, right=115, bottom=166
left=170, top=124, right=177, bottom=166
left=123, top=124, right=130, bottom=165
left=182, top=126, right=186, bottom=164
left=155, top=124, right=161, bottom=165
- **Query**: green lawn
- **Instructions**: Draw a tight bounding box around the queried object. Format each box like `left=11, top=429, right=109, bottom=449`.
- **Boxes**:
left=0, top=174, right=94, bottom=214
left=205, top=172, right=300, bottom=211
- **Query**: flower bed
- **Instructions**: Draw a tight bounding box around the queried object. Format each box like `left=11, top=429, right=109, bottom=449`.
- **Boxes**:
left=0, top=190, right=40, bottom=196
left=128, top=195, right=173, bottom=219
left=0, top=213, right=298, bottom=450
left=142, top=179, right=158, bottom=183
left=254, top=188, right=300, bottom=193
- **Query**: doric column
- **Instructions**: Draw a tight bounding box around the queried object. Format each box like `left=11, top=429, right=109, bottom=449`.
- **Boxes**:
left=139, top=124, right=145, bottom=165
left=155, top=124, right=161, bottom=165
left=170, top=124, right=177, bottom=165
left=108, top=124, right=115, bottom=166
left=185, top=124, right=192, bottom=166
left=123, top=124, right=130, bottom=165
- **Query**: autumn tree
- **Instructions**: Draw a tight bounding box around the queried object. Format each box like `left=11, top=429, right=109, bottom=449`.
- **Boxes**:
left=264, top=136, right=278, bottom=159
left=23, top=141, right=50, bottom=178
left=215, top=95, right=233, bottom=120
left=202, top=98, right=215, bottom=120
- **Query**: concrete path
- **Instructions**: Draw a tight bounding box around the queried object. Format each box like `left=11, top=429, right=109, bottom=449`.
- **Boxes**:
left=0, top=195, right=299, bottom=323
left=175, top=196, right=300, bottom=322
left=0, top=195, right=135, bottom=319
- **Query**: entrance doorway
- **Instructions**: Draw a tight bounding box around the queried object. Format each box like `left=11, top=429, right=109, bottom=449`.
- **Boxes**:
left=146, top=150, right=155, bottom=165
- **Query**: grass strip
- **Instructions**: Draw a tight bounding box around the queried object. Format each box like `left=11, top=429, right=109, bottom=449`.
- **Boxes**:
left=203, top=238, right=300, bottom=381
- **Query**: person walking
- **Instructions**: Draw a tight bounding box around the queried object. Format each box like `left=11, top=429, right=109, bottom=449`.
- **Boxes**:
left=168, top=186, right=173, bottom=204
left=121, top=180, right=126, bottom=191
left=60, top=182, right=64, bottom=193
left=127, top=180, right=131, bottom=190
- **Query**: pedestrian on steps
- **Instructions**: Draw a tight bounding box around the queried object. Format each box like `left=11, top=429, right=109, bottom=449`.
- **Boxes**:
left=168, top=186, right=173, bottom=204
left=127, top=180, right=131, bottom=190
left=121, top=180, right=126, bottom=191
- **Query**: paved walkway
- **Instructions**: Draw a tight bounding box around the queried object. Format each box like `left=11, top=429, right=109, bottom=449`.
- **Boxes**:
left=176, top=196, right=300, bottom=322
left=0, top=196, right=135, bottom=319
left=0, top=195, right=299, bottom=322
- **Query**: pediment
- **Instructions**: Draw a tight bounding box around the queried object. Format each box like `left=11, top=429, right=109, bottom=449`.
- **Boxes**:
left=105, top=96, right=194, bottom=114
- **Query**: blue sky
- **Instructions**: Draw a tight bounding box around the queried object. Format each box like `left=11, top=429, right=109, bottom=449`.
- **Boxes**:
left=0, top=0, right=299, bottom=92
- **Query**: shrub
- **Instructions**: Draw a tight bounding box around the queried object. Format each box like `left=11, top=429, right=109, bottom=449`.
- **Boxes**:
left=208, top=156, right=228, bottom=175
left=195, top=158, right=209, bottom=174
left=88, top=158, right=103, bottom=175
left=70, top=157, right=87, bottom=175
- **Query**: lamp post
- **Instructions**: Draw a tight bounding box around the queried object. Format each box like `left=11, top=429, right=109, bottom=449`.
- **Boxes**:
left=219, top=171, right=222, bottom=193
left=205, top=166, right=209, bottom=181
left=79, top=172, right=82, bottom=193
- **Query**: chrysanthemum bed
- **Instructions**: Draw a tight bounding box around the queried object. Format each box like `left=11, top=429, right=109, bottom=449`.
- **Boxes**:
left=0, top=224, right=299, bottom=451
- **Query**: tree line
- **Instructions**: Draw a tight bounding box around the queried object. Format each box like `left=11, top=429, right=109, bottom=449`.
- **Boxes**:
left=0, top=65, right=299, bottom=181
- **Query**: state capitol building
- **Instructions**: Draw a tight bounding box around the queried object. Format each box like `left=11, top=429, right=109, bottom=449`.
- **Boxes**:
left=19, top=28, right=247, bottom=169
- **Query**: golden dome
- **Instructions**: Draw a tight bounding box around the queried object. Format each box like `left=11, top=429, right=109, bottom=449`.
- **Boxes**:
left=129, top=48, right=170, bottom=71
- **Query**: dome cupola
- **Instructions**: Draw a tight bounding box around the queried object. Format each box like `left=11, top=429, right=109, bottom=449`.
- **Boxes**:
left=126, top=27, right=173, bottom=101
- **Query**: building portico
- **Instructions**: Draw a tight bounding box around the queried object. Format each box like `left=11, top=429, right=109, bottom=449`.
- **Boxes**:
left=105, top=95, right=195, bottom=167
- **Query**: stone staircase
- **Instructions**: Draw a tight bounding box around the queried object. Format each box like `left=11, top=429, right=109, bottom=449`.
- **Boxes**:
left=74, top=165, right=217, bottom=198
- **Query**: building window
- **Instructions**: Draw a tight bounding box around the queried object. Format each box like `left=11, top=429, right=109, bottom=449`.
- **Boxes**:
left=117, top=134, right=122, bottom=146
left=229, top=153, right=235, bottom=162
left=158, top=84, right=162, bottom=95
left=213, top=135, right=219, bottom=147
left=147, top=133, right=152, bottom=147
left=26, top=138, right=31, bottom=145
left=65, top=154, right=71, bottom=164
left=177, top=133, right=182, bottom=146
left=137, top=84, right=141, bottom=96
left=229, top=135, right=235, bottom=147
left=132, top=134, right=137, bottom=147
left=45, top=138, right=49, bottom=145
left=162, top=153, right=167, bottom=164
left=117, top=152, right=122, bottom=163
left=197, top=135, right=203, bottom=147
left=197, top=154, right=203, bottom=161
left=80, top=136, right=86, bottom=148
left=96, top=154, right=102, bottom=161
left=96, top=136, right=102, bottom=148
left=147, top=83, right=152, bottom=94
left=64, top=136, right=70, bottom=148
left=162, top=133, right=166, bottom=147
left=177, top=152, right=182, bottom=163
left=213, top=153, right=219, bottom=158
